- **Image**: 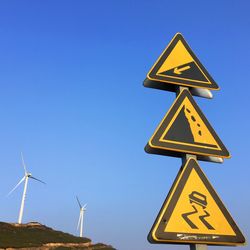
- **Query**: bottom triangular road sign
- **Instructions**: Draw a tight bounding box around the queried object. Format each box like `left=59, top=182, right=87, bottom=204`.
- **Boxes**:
left=148, top=158, right=245, bottom=245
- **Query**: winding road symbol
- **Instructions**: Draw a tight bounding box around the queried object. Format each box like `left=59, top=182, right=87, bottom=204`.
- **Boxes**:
left=182, top=191, right=215, bottom=230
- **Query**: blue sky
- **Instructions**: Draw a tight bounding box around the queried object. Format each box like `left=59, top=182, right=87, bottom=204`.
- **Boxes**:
left=0, top=1, right=249, bottom=250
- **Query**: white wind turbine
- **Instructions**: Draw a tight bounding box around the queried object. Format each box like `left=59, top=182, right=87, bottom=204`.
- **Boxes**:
left=76, top=196, right=87, bottom=237
left=8, top=152, right=45, bottom=224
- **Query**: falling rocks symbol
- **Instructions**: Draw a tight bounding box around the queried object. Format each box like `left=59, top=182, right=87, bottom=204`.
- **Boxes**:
left=145, top=89, right=230, bottom=160
left=164, top=105, right=195, bottom=145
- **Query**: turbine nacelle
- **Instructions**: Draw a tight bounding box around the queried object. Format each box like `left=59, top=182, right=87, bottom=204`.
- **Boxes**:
left=80, top=205, right=87, bottom=212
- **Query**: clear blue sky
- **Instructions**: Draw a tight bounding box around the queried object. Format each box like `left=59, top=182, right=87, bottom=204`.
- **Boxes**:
left=0, top=1, right=249, bottom=250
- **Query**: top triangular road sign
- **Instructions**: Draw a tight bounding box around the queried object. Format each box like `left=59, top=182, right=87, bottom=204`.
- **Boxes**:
left=145, top=89, right=230, bottom=160
left=148, top=158, right=245, bottom=246
left=144, top=33, right=219, bottom=92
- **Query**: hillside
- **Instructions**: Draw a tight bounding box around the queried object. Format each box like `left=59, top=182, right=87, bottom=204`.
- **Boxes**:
left=0, top=222, right=115, bottom=250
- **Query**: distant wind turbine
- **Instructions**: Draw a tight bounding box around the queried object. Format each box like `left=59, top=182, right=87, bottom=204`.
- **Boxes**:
left=76, top=196, right=87, bottom=237
left=8, top=152, right=45, bottom=224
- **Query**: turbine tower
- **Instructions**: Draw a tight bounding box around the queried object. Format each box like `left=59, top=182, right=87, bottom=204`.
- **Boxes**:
left=76, top=196, right=87, bottom=237
left=8, top=152, right=45, bottom=224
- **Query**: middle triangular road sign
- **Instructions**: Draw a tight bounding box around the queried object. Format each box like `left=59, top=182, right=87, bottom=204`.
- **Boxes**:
left=148, top=158, right=245, bottom=246
left=145, top=89, right=230, bottom=160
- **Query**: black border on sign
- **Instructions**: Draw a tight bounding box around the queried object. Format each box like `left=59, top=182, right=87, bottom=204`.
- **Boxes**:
left=148, top=158, right=245, bottom=245
left=145, top=89, right=230, bottom=158
left=145, top=33, right=219, bottom=90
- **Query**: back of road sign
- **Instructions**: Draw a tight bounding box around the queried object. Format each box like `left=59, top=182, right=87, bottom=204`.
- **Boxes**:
left=148, top=158, right=245, bottom=246
left=145, top=89, right=230, bottom=160
left=144, top=33, right=219, bottom=91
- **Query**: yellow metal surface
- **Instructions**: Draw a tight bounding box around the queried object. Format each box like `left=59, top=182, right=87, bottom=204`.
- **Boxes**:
left=159, top=96, right=221, bottom=150
left=149, top=158, right=245, bottom=245
left=157, top=40, right=194, bottom=74
left=147, top=33, right=216, bottom=87
left=147, top=89, right=230, bottom=158
left=164, top=168, right=235, bottom=235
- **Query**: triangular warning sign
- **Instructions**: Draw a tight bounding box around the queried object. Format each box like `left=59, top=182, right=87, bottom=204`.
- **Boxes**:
left=144, top=33, right=219, bottom=92
left=148, top=158, right=245, bottom=245
left=145, top=89, right=230, bottom=160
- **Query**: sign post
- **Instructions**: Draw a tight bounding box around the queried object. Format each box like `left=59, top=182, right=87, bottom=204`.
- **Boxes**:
left=183, top=154, right=207, bottom=250
left=182, top=152, right=207, bottom=250
left=183, top=152, right=207, bottom=250
left=143, top=33, right=245, bottom=249
left=190, top=244, right=207, bottom=250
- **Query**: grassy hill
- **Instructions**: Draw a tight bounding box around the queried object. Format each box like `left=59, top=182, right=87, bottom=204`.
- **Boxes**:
left=0, top=222, right=115, bottom=249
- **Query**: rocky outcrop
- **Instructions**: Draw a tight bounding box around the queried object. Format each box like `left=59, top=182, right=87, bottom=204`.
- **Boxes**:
left=0, top=222, right=115, bottom=250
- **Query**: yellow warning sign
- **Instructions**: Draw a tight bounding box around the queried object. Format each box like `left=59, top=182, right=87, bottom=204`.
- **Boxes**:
left=160, top=94, right=220, bottom=150
left=148, top=158, right=245, bottom=245
left=166, top=169, right=234, bottom=235
left=144, top=33, right=219, bottom=91
left=145, top=89, right=230, bottom=159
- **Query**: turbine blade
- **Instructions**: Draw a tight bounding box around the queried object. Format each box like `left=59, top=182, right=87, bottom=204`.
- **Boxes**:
left=7, top=176, right=26, bottom=196
left=76, top=196, right=82, bottom=208
left=21, top=152, right=27, bottom=174
left=83, top=203, right=87, bottom=209
left=77, top=211, right=82, bottom=230
left=29, top=176, right=46, bottom=184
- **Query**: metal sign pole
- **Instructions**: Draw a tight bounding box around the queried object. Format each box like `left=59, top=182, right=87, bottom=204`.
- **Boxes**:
left=178, top=87, right=208, bottom=250
left=190, top=244, right=207, bottom=250
left=182, top=154, right=208, bottom=250
left=179, top=86, right=206, bottom=249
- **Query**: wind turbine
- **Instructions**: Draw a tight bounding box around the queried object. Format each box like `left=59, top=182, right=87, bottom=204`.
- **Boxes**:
left=76, top=196, right=87, bottom=237
left=8, top=152, right=45, bottom=224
